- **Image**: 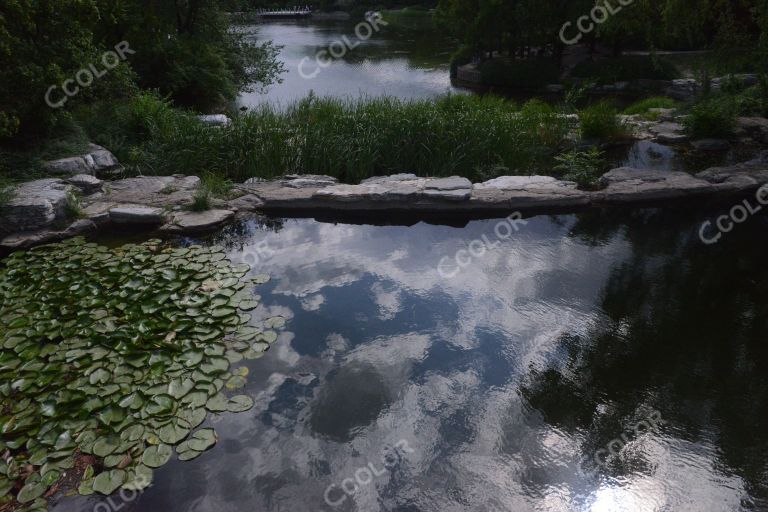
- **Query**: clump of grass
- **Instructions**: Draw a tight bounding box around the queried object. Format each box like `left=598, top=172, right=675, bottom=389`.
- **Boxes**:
left=64, top=189, right=84, bottom=218
left=554, top=147, right=606, bottom=190
left=580, top=101, right=632, bottom=141
left=684, top=97, right=737, bottom=138
left=189, top=187, right=212, bottom=212
left=77, top=92, right=573, bottom=184
left=624, top=97, right=679, bottom=119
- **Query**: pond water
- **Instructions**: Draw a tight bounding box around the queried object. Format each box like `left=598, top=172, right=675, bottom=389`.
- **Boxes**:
left=50, top=208, right=768, bottom=511
left=237, top=18, right=467, bottom=107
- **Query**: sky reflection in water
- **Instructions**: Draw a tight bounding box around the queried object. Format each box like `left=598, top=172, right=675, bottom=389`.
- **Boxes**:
left=53, top=210, right=768, bottom=512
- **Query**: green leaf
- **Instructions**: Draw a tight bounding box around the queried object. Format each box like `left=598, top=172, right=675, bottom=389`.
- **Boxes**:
left=141, top=444, right=172, bottom=468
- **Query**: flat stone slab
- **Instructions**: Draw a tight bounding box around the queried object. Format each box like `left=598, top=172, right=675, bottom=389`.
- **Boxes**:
left=67, top=174, right=103, bottom=194
left=596, top=167, right=715, bottom=203
left=109, top=206, right=166, bottom=225
left=163, top=209, right=235, bottom=233
left=692, top=139, right=730, bottom=152
left=0, top=179, right=73, bottom=234
left=281, top=175, right=338, bottom=189
left=425, top=176, right=472, bottom=191
left=100, top=175, right=201, bottom=208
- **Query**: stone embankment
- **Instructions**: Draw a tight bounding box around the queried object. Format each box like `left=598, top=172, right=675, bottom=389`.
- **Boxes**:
left=2, top=124, right=768, bottom=250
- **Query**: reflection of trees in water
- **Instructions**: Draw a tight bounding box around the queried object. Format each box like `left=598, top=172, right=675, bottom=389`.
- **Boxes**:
left=522, top=207, right=768, bottom=502
left=210, top=216, right=286, bottom=252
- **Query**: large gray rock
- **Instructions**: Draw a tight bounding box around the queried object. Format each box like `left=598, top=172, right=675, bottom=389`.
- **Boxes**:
left=361, top=174, right=419, bottom=185
left=0, top=219, right=96, bottom=250
left=44, top=156, right=93, bottom=176
left=0, top=179, right=73, bottom=234
left=735, top=117, right=768, bottom=144
left=162, top=209, right=235, bottom=234
left=649, top=122, right=689, bottom=144
left=102, top=175, right=201, bottom=208
left=596, top=167, right=714, bottom=203
left=474, top=175, right=590, bottom=209
left=66, top=174, right=103, bottom=194
left=88, top=145, right=120, bottom=175
left=109, top=206, right=166, bottom=225
left=423, top=176, right=472, bottom=201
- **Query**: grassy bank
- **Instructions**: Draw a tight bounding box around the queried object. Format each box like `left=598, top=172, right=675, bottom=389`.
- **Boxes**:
left=72, top=93, right=572, bottom=184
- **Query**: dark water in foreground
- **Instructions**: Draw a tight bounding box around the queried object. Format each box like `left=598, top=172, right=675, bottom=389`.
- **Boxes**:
left=52, top=208, right=768, bottom=511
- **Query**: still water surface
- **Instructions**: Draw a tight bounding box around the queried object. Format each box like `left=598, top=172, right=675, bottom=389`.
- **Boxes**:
left=54, top=208, right=768, bottom=511
left=237, top=19, right=466, bottom=107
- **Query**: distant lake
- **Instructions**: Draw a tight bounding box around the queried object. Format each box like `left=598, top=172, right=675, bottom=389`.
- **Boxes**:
left=237, top=18, right=470, bottom=107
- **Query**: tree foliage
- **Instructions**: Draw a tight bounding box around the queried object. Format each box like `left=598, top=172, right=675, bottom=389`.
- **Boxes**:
left=0, top=0, right=283, bottom=142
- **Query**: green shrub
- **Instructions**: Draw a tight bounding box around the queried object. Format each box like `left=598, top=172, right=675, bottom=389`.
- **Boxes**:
left=554, top=147, right=606, bottom=190
left=479, top=59, right=561, bottom=89
left=684, top=98, right=737, bottom=138
left=571, top=56, right=679, bottom=84
left=580, top=101, right=632, bottom=141
left=624, top=97, right=680, bottom=118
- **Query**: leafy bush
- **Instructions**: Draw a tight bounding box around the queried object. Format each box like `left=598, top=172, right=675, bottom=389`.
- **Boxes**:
left=571, top=56, right=679, bottom=84
left=624, top=97, right=680, bottom=118
left=554, top=147, right=606, bottom=190
left=479, top=59, right=561, bottom=89
left=580, top=101, right=632, bottom=141
left=684, top=98, right=737, bottom=138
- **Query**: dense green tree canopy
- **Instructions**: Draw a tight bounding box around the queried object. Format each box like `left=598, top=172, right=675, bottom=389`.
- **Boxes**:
left=0, top=0, right=283, bottom=141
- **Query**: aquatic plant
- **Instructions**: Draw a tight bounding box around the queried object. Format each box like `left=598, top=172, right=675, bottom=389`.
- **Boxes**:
left=554, top=147, right=606, bottom=190
left=76, top=92, right=571, bottom=184
left=0, top=237, right=282, bottom=509
left=579, top=101, right=632, bottom=141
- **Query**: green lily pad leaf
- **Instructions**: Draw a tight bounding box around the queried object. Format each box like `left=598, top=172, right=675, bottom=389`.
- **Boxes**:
left=17, top=481, right=46, bottom=503
left=264, top=317, right=285, bottom=329
left=158, top=421, right=190, bottom=445
left=92, top=469, right=127, bottom=495
left=124, top=464, right=153, bottom=491
left=237, top=299, right=260, bottom=311
left=176, top=428, right=217, bottom=460
left=226, top=395, right=254, bottom=413
left=141, top=444, right=172, bottom=468
left=252, top=274, right=270, bottom=284
left=41, top=468, right=61, bottom=486
left=205, top=394, right=229, bottom=412
left=92, top=435, right=120, bottom=457
left=225, top=375, right=247, bottom=390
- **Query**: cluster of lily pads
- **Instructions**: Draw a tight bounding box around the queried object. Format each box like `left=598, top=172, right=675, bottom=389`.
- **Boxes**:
left=0, top=237, right=284, bottom=510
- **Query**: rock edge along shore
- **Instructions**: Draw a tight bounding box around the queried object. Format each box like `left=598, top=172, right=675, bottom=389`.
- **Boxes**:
left=2, top=151, right=768, bottom=250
